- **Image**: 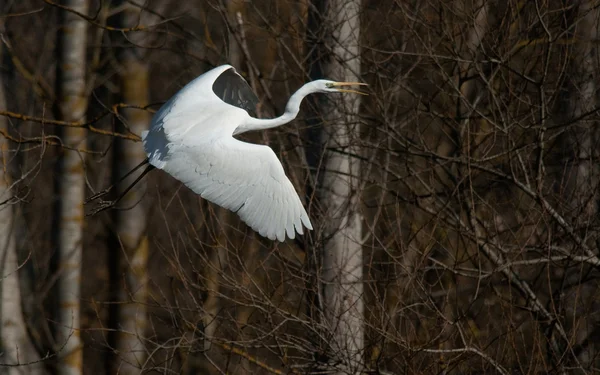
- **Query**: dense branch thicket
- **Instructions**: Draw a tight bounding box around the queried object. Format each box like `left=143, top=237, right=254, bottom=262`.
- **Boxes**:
left=1, top=1, right=600, bottom=374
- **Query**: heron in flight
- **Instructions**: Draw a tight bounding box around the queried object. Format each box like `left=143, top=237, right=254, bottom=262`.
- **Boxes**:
left=89, top=65, right=367, bottom=241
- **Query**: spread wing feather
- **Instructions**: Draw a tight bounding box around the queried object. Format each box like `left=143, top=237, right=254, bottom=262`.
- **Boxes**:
left=159, top=136, right=312, bottom=241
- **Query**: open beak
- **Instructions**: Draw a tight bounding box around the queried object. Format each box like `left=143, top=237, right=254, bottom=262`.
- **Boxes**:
left=331, top=82, right=369, bottom=95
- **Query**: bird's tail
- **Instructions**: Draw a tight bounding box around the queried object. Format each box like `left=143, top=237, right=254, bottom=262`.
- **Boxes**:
left=140, top=127, right=168, bottom=169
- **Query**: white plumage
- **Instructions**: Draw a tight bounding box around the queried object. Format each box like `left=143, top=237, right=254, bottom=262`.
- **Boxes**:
left=141, top=64, right=366, bottom=241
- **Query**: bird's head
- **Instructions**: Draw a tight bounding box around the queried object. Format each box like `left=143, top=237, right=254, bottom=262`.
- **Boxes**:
left=311, top=79, right=368, bottom=95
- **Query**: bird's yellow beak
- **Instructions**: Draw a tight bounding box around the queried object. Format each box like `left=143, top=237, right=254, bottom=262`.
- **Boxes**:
left=331, top=82, right=369, bottom=95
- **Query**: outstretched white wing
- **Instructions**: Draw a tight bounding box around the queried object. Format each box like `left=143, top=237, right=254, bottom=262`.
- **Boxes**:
left=150, top=135, right=312, bottom=241
left=141, top=64, right=313, bottom=241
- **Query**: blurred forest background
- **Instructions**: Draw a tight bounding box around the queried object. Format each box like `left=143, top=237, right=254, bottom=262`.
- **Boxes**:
left=1, top=0, right=600, bottom=374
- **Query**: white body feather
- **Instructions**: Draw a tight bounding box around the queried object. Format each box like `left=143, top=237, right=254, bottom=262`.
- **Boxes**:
left=141, top=65, right=313, bottom=241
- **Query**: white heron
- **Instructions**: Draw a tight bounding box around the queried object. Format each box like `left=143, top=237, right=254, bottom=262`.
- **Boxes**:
left=89, top=65, right=367, bottom=241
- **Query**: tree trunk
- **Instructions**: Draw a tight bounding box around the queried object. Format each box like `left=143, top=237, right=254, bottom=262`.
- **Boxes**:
left=111, top=2, right=157, bottom=373
left=54, top=1, right=89, bottom=374
left=308, top=1, right=364, bottom=374
left=0, top=27, right=44, bottom=375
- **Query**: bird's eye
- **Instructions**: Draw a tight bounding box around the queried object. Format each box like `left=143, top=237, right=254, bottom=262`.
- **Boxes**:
left=325, top=82, right=333, bottom=88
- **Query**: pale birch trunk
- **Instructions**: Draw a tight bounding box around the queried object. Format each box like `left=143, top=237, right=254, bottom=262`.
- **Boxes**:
left=55, top=1, right=89, bottom=374
left=309, top=1, right=364, bottom=373
left=111, top=2, right=158, bottom=373
left=0, top=33, right=44, bottom=375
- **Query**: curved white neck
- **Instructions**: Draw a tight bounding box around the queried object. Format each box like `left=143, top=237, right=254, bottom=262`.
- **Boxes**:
left=234, top=83, right=316, bottom=135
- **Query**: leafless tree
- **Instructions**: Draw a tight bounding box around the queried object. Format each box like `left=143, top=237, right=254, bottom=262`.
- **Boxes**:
left=109, top=1, right=171, bottom=373
left=0, top=18, right=45, bottom=375
left=306, top=0, right=364, bottom=373
left=54, top=0, right=90, bottom=373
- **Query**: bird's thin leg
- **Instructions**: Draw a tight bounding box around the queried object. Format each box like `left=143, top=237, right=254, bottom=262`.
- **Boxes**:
left=85, top=158, right=150, bottom=203
left=86, top=164, right=155, bottom=216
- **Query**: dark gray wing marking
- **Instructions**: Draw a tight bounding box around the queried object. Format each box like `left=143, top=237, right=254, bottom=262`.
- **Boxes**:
left=212, top=68, right=259, bottom=117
